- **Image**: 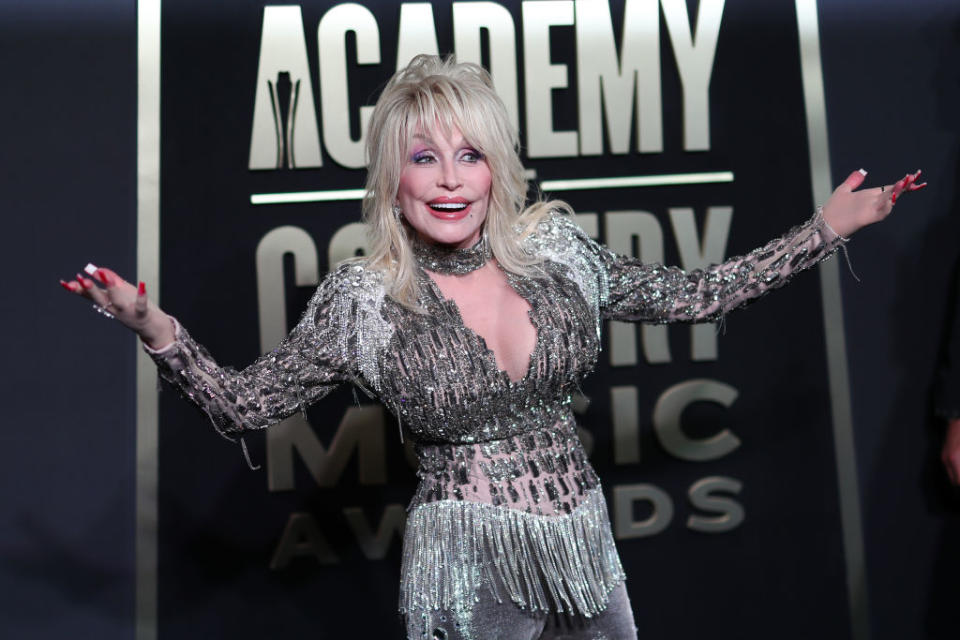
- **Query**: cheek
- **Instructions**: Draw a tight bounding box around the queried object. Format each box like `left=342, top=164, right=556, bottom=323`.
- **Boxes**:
left=396, top=172, right=423, bottom=206
left=476, top=168, right=493, bottom=203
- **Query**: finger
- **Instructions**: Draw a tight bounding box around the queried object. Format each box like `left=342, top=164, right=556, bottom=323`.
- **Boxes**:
left=891, top=178, right=916, bottom=203
left=76, top=274, right=96, bottom=293
left=59, top=279, right=80, bottom=294
left=843, top=169, right=868, bottom=191
left=135, top=281, right=148, bottom=316
left=96, top=268, right=114, bottom=288
left=878, top=191, right=895, bottom=217
left=893, top=170, right=926, bottom=198
left=78, top=274, right=111, bottom=307
left=891, top=175, right=911, bottom=204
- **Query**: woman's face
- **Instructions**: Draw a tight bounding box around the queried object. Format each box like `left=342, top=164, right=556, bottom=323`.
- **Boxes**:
left=396, top=125, right=492, bottom=249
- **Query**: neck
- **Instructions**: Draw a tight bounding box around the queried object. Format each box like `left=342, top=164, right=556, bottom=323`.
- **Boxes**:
left=413, top=233, right=491, bottom=275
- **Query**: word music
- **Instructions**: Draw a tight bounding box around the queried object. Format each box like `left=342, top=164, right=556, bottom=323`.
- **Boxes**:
left=269, top=380, right=744, bottom=568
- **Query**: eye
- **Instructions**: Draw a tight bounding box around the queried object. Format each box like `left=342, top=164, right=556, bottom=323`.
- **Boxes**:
left=411, top=151, right=435, bottom=164
left=460, top=148, right=483, bottom=163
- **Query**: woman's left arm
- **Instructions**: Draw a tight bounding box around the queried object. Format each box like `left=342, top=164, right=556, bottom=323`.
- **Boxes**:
left=600, top=169, right=925, bottom=324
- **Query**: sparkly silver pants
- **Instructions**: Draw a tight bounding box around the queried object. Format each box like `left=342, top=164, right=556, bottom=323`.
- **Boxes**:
left=406, top=582, right=638, bottom=640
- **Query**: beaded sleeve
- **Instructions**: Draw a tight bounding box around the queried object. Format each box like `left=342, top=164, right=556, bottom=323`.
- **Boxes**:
left=601, top=208, right=846, bottom=322
left=531, top=208, right=846, bottom=326
left=143, top=263, right=369, bottom=438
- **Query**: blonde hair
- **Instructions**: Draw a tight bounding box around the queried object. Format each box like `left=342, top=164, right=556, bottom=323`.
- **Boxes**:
left=361, top=54, right=565, bottom=310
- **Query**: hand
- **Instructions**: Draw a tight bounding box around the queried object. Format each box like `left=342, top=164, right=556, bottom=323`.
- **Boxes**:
left=821, top=169, right=927, bottom=237
left=59, top=266, right=175, bottom=349
left=944, top=418, right=960, bottom=486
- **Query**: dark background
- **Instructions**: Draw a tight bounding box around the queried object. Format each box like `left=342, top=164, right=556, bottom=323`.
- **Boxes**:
left=156, top=0, right=842, bottom=637
left=3, top=0, right=960, bottom=638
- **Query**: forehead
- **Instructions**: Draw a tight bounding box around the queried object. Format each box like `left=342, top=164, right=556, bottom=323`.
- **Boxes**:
left=406, top=123, right=471, bottom=149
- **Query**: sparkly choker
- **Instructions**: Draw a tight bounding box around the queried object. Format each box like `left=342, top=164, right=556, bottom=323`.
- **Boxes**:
left=413, top=235, right=492, bottom=275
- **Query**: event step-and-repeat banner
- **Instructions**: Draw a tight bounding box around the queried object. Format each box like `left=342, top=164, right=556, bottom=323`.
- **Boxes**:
left=155, top=1, right=852, bottom=637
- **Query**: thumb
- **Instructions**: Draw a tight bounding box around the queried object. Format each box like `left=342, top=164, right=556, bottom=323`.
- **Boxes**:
left=842, top=168, right=868, bottom=191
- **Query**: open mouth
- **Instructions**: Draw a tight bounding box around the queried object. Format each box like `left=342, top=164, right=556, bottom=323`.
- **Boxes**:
left=428, top=202, right=469, bottom=212
left=427, top=198, right=472, bottom=219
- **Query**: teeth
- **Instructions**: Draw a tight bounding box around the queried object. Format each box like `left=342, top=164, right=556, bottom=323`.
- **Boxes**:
left=430, top=202, right=467, bottom=210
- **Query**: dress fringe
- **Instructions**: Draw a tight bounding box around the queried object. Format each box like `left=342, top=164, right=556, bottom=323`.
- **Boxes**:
left=399, top=488, right=625, bottom=618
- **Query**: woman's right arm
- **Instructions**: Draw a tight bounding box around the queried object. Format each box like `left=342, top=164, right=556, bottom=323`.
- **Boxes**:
left=61, top=266, right=360, bottom=438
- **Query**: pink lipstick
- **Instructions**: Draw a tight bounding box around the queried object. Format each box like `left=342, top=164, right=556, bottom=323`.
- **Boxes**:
left=427, top=196, right=471, bottom=220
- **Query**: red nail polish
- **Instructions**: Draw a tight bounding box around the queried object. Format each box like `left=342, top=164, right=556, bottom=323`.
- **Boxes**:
left=138, top=281, right=146, bottom=296
left=97, top=269, right=110, bottom=286
left=60, top=280, right=74, bottom=292
left=892, top=193, right=898, bottom=204
left=76, top=274, right=90, bottom=289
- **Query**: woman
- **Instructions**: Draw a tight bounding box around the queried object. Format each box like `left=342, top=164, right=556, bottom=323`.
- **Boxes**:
left=61, top=55, right=924, bottom=639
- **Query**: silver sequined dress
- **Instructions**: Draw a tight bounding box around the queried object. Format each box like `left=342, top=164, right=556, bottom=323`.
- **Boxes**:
left=146, top=210, right=845, bottom=621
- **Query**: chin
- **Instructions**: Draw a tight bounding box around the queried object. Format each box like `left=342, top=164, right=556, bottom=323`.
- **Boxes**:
left=417, top=222, right=483, bottom=248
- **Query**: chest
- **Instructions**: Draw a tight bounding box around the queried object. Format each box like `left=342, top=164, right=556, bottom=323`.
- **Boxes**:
left=374, top=265, right=600, bottom=443
left=428, top=268, right=537, bottom=383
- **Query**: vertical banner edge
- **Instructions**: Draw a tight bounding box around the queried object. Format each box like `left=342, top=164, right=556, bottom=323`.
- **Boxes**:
left=795, top=1, right=871, bottom=639
left=136, top=1, right=161, bottom=639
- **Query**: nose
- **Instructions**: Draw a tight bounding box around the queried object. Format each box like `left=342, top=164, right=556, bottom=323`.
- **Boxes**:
left=438, top=158, right=462, bottom=190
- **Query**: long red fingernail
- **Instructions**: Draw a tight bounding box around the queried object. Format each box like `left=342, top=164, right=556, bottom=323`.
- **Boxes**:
left=60, top=280, right=74, bottom=292
left=97, top=269, right=111, bottom=286
left=892, top=192, right=899, bottom=204
left=138, top=281, right=146, bottom=296
left=76, top=274, right=91, bottom=289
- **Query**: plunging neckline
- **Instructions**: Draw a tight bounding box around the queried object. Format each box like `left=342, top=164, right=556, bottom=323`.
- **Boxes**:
left=421, top=267, right=542, bottom=387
